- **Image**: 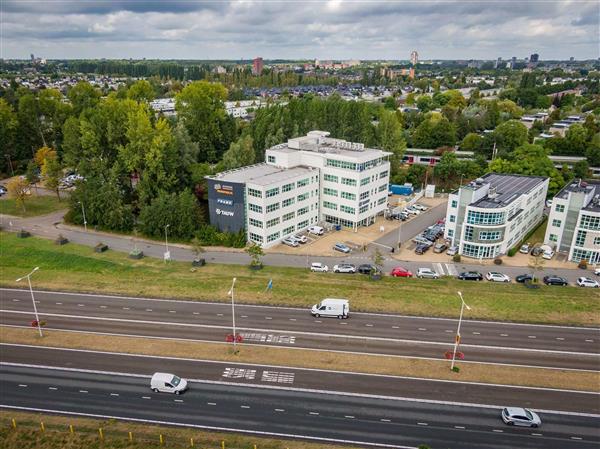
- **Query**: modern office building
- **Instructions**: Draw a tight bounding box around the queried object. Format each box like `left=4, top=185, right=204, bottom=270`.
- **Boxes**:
left=544, top=179, right=600, bottom=263
left=207, top=131, right=391, bottom=247
left=445, top=173, right=549, bottom=259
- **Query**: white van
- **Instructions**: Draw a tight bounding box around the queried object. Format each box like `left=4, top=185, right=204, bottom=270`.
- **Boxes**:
left=307, top=225, right=324, bottom=235
left=150, top=372, right=188, bottom=394
left=311, top=298, right=349, bottom=319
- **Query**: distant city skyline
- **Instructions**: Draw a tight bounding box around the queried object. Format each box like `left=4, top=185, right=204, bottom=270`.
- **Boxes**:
left=2, top=1, right=599, bottom=60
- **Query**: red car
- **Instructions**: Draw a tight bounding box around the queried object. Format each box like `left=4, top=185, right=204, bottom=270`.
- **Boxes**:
left=391, top=267, right=413, bottom=277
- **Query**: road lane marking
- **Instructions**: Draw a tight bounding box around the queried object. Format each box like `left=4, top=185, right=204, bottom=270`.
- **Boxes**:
left=417, top=422, right=428, bottom=426
left=18, top=384, right=27, bottom=387
left=146, top=309, right=153, bottom=312
left=207, top=402, right=216, bottom=406
left=169, top=310, right=176, bottom=313
left=500, top=334, right=508, bottom=336
left=556, top=338, right=564, bottom=340
left=445, top=330, right=453, bottom=333
left=265, top=317, right=273, bottom=320
left=492, top=429, right=503, bottom=432
left=100, top=306, right=107, bottom=309
left=528, top=336, right=537, bottom=339
left=55, top=302, right=62, bottom=305
left=366, top=324, right=373, bottom=327
left=454, top=426, right=465, bottom=429
left=314, top=320, right=322, bottom=323
left=586, top=339, right=594, bottom=342
left=217, top=314, right=223, bottom=317
left=241, top=405, right=250, bottom=409
left=12, top=299, right=19, bottom=302
left=193, top=312, right=199, bottom=315
left=571, top=436, right=582, bottom=440
left=110, top=393, right=119, bottom=396
left=48, top=387, right=57, bottom=390
left=122, top=307, right=130, bottom=310
left=380, top=418, right=391, bottom=422
left=78, top=304, right=84, bottom=307
left=392, top=326, right=399, bottom=329
left=309, top=412, right=319, bottom=415
left=472, top=332, right=480, bottom=335
left=174, top=399, right=183, bottom=403
left=345, top=415, right=355, bottom=419
left=418, top=328, right=427, bottom=331
left=274, top=408, right=285, bottom=412
left=241, top=315, right=248, bottom=318
left=79, top=390, right=88, bottom=393
left=289, top=318, right=296, bottom=321
left=142, top=396, right=151, bottom=399
left=531, top=433, right=542, bottom=436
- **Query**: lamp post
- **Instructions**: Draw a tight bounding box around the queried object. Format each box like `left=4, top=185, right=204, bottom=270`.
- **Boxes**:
left=164, top=224, right=170, bottom=262
left=78, top=201, right=87, bottom=232
left=451, top=291, right=471, bottom=370
left=16, top=267, right=42, bottom=337
left=228, top=277, right=238, bottom=350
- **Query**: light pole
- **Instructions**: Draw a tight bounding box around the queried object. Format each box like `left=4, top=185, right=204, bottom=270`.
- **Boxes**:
left=451, top=291, right=471, bottom=370
left=16, top=267, right=42, bottom=337
left=164, top=224, right=170, bottom=263
left=228, top=277, right=238, bottom=350
left=78, top=201, right=87, bottom=232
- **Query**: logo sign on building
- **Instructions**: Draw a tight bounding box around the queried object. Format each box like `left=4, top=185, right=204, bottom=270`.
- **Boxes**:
left=214, top=183, right=234, bottom=196
left=207, top=179, right=245, bottom=233
left=216, top=208, right=234, bottom=217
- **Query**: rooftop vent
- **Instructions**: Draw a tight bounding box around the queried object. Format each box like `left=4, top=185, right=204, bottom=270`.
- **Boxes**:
left=475, top=177, right=485, bottom=185
left=488, top=186, right=498, bottom=199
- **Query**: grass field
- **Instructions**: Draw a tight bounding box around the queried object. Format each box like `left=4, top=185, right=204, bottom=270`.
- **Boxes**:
left=1, top=232, right=598, bottom=325
left=0, top=194, right=66, bottom=218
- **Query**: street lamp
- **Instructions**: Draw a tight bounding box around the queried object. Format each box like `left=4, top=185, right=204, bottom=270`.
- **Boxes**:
left=16, top=267, right=42, bottom=337
left=78, top=201, right=87, bottom=232
left=228, top=277, right=238, bottom=350
left=450, top=291, right=471, bottom=370
left=164, top=224, right=170, bottom=263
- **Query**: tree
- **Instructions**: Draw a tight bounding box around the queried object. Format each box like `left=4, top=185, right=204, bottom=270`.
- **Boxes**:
left=460, top=133, right=483, bottom=154
left=406, top=163, right=429, bottom=187
left=0, top=99, right=18, bottom=174
left=6, top=177, right=30, bottom=212
left=42, top=157, right=63, bottom=201
left=565, top=124, right=588, bottom=156
left=493, top=120, right=528, bottom=156
left=245, top=242, right=264, bottom=267
left=190, top=237, right=206, bottom=261
left=377, top=111, right=406, bottom=177
left=573, top=160, right=590, bottom=179
left=68, top=82, right=101, bottom=116
left=222, top=135, right=255, bottom=170
left=25, top=161, right=40, bottom=193
left=127, top=80, right=155, bottom=103
left=34, top=146, right=57, bottom=168
left=61, top=116, right=81, bottom=168
left=412, top=114, right=456, bottom=149
left=433, top=152, right=463, bottom=189
left=138, top=191, right=203, bottom=239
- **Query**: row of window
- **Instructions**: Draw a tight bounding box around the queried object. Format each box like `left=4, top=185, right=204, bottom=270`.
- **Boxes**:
left=249, top=178, right=316, bottom=199
left=248, top=217, right=318, bottom=244
left=466, top=210, right=506, bottom=225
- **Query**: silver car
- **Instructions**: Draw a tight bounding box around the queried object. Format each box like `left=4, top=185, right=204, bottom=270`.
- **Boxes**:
left=501, top=407, right=541, bottom=428
left=417, top=268, right=439, bottom=279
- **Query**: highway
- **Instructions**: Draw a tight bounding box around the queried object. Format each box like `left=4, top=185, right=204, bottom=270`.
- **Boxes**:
left=2, top=364, right=598, bottom=449
left=1, top=288, right=599, bottom=371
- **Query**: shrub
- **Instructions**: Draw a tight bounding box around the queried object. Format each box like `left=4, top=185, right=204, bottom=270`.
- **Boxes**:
left=138, top=191, right=203, bottom=240
left=578, top=259, right=588, bottom=270
left=452, top=253, right=461, bottom=263
left=194, top=225, right=246, bottom=248
left=494, top=258, right=502, bottom=265
left=507, top=247, right=518, bottom=257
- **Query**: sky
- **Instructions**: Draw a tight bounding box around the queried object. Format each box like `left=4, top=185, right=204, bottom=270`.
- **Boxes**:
left=2, top=0, right=599, bottom=61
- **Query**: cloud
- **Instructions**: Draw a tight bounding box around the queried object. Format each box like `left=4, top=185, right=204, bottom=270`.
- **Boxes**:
left=2, top=0, right=599, bottom=59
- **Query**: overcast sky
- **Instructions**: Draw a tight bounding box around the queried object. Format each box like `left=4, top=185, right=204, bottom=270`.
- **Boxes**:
left=2, top=1, right=599, bottom=61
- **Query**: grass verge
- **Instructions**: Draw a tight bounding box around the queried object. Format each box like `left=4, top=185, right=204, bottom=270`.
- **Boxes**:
left=0, top=195, right=66, bottom=218
left=1, top=232, right=598, bottom=326
left=2, top=327, right=598, bottom=391
left=0, top=410, right=355, bottom=449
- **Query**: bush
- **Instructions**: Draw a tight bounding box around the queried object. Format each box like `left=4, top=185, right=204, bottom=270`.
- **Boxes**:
left=138, top=191, right=204, bottom=240
left=55, top=234, right=69, bottom=245
left=94, top=242, right=108, bottom=253
left=578, top=259, right=588, bottom=270
left=452, top=253, right=461, bottom=263
left=494, top=258, right=503, bottom=265
left=129, top=249, right=143, bottom=259
left=194, top=225, right=246, bottom=248
left=507, top=247, right=518, bottom=257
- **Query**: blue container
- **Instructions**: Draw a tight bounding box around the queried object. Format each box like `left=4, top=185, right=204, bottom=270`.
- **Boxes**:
left=335, top=225, right=342, bottom=231
left=389, top=184, right=414, bottom=196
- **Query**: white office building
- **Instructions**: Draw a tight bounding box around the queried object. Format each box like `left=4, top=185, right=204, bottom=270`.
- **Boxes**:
left=207, top=131, right=391, bottom=247
left=544, top=179, right=600, bottom=264
left=445, top=173, right=549, bottom=259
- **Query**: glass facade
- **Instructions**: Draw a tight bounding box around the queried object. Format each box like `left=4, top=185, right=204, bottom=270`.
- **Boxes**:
left=467, top=210, right=506, bottom=225
left=266, top=187, right=279, bottom=198
left=324, top=187, right=338, bottom=196
left=247, top=188, right=262, bottom=198
left=341, top=178, right=357, bottom=186
left=579, top=214, right=600, bottom=231
left=324, top=174, right=338, bottom=183
left=326, top=159, right=357, bottom=170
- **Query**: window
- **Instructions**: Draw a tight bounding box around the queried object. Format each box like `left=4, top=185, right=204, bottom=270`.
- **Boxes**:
left=297, top=220, right=309, bottom=229
left=282, top=225, right=295, bottom=236
left=297, top=192, right=309, bottom=202
left=340, top=205, right=355, bottom=214
left=297, top=178, right=310, bottom=188
left=247, top=188, right=262, bottom=198
left=267, top=232, right=280, bottom=243
left=579, top=214, right=600, bottom=231
left=449, top=215, right=456, bottom=223
left=379, top=170, right=388, bottom=179
left=267, top=217, right=280, bottom=228
left=555, top=204, right=565, bottom=213
left=267, top=155, right=276, bottom=163
left=327, top=159, right=357, bottom=170
left=552, top=219, right=562, bottom=227
left=447, top=229, right=454, bottom=237
left=466, top=210, right=506, bottom=225
left=266, top=187, right=279, bottom=198
left=298, top=206, right=309, bottom=215
left=479, top=230, right=501, bottom=241
left=377, top=197, right=386, bottom=205
left=323, top=201, right=337, bottom=210
left=359, top=191, right=370, bottom=200
left=282, top=183, right=294, bottom=192
left=595, top=237, right=600, bottom=245
left=549, top=234, right=558, bottom=242
left=324, top=174, right=338, bottom=183
left=451, top=200, right=458, bottom=208
left=282, top=198, right=295, bottom=208
left=378, top=184, right=387, bottom=192
left=324, top=187, right=338, bottom=197
left=575, top=230, right=587, bottom=247
left=266, top=203, right=280, bottom=213
left=359, top=204, right=369, bottom=213
left=249, top=218, right=263, bottom=228
left=249, top=233, right=263, bottom=244
left=283, top=212, right=295, bottom=221
left=341, top=177, right=357, bottom=186
left=341, top=192, right=356, bottom=200
left=248, top=203, right=262, bottom=213
left=360, top=177, right=370, bottom=186
left=464, top=225, right=474, bottom=241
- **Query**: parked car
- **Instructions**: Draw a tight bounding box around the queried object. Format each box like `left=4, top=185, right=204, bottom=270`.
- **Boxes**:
left=0, top=185, right=6, bottom=196
left=501, top=407, right=541, bottom=428
left=543, top=275, right=568, bottom=286
left=399, top=212, right=409, bottom=220
left=417, top=268, right=439, bottom=279
left=310, top=262, right=328, bottom=272
left=333, top=263, right=356, bottom=274
left=282, top=237, right=299, bottom=247
left=414, top=236, right=434, bottom=246
left=486, top=272, right=511, bottom=283
left=307, top=225, right=324, bottom=235
left=519, top=243, right=530, bottom=254
left=415, top=243, right=431, bottom=255
left=595, top=268, right=600, bottom=276
left=458, top=271, right=483, bottom=281
left=391, top=267, right=412, bottom=277
left=291, top=234, right=308, bottom=244
left=405, top=206, right=420, bottom=215
left=433, top=243, right=448, bottom=253
left=542, top=249, right=555, bottom=260
left=333, top=242, right=351, bottom=253
left=446, top=246, right=458, bottom=256
left=577, top=277, right=599, bottom=288
left=516, top=274, right=536, bottom=283
left=413, top=204, right=428, bottom=211
left=531, top=246, right=544, bottom=257
left=150, top=373, right=188, bottom=394
left=358, top=263, right=378, bottom=274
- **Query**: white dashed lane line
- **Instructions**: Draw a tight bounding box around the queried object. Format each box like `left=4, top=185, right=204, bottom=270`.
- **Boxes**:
left=217, top=313, right=223, bottom=317
left=169, top=310, right=176, bottom=313
left=55, top=302, right=62, bottom=305
left=417, top=422, right=428, bottom=426
left=100, top=305, right=107, bottom=309
left=528, top=336, right=537, bottom=339
left=366, top=324, right=373, bottom=327
left=77, top=304, right=85, bottom=307
left=570, top=436, right=583, bottom=440
left=12, top=299, right=19, bottom=302
left=193, top=312, right=199, bottom=315
left=146, top=309, right=153, bottom=312
left=110, top=393, right=119, bottom=397
left=309, top=412, right=319, bottom=416
left=392, top=326, right=399, bottom=329
left=207, top=402, right=216, bottom=406
left=241, top=315, right=248, bottom=318
left=472, top=332, right=480, bottom=335
left=531, top=433, right=542, bottom=436
left=48, top=387, right=57, bottom=391
left=241, top=405, right=250, bottom=409
left=274, top=409, right=285, bottom=412
left=493, top=429, right=503, bottom=433
left=556, top=337, right=565, bottom=340
left=265, top=317, right=273, bottom=320
left=18, top=384, right=27, bottom=387
left=445, top=330, right=453, bottom=333
left=174, top=399, right=183, bottom=403
left=345, top=415, right=355, bottom=419
left=454, top=426, right=466, bottom=429
left=586, top=339, right=594, bottom=342
left=79, top=390, right=88, bottom=393
left=500, top=334, right=508, bottom=337
left=380, top=418, right=391, bottom=422
left=122, top=307, right=130, bottom=310
left=142, top=396, right=151, bottom=399
left=418, top=328, right=427, bottom=331
left=314, top=320, right=322, bottom=323
left=289, top=318, right=296, bottom=321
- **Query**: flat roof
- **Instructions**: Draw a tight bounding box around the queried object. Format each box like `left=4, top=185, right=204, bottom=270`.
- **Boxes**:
left=207, top=163, right=313, bottom=186
left=555, top=179, right=600, bottom=212
left=467, top=173, right=548, bottom=209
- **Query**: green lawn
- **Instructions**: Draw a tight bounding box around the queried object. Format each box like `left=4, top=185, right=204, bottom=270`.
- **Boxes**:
left=0, top=194, right=66, bottom=218
left=1, top=232, right=598, bottom=325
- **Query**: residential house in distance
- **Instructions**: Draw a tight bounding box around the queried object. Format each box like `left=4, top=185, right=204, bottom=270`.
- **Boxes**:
left=445, top=173, right=549, bottom=259
left=544, top=179, right=600, bottom=264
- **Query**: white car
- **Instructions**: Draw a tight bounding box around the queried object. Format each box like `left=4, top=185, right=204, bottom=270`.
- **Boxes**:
left=501, top=407, right=541, bottom=428
left=307, top=225, right=324, bottom=235
left=292, top=234, right=308, bottom=244
left=577, top=277, right=599, bottom=288
left=446, top=246, right=458, bottom=256
left=542, top=250, right=555, bottom=260
left=282, top=237, right=299, bottom=247
left=417, top=268, right=439, bottom=279
left=310, top=262, right=329, bottom=272
left=486, top=272, right=511, bottom=283
left=413, top=204, right=428, bottom=211
left=594, top=268, right=600, bottom=276
left=405, top=206, right=421, bottom=215
left=150, top=373, right=188, bottom=394
left=333, top=264, right=356, bottom=273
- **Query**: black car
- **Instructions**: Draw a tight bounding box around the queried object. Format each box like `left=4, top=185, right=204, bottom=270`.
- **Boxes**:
left=531, top=247, right=544, bottom=257
left=415, top=243, right=431, bottom=255
left=458, top=271, right=483, bottom=281
left=357, top=263, right=378, bottom=274
left=516, top=274, right=536, bottom=283
left=543, top=275, right=568, bottom=286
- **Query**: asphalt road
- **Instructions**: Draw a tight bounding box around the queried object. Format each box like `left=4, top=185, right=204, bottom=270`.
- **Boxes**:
left=2, top=289, right=599, bottom=371
left=2, top=365, right=599, bottom=449
left=3, top=345, right=599, bottom=414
